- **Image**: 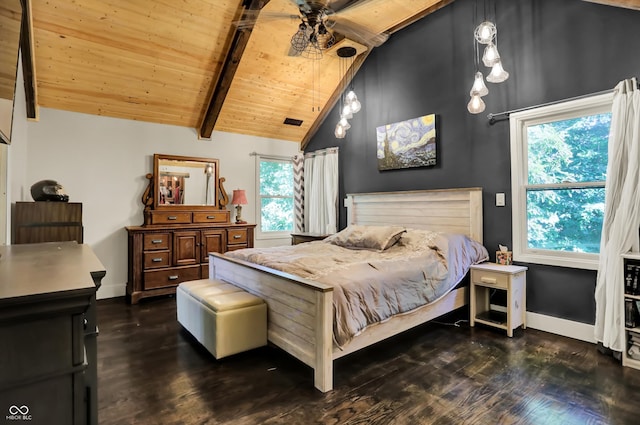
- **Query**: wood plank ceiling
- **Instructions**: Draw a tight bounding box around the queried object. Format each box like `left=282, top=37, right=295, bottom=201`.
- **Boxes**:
left=25, top=0, right=640, bottom=146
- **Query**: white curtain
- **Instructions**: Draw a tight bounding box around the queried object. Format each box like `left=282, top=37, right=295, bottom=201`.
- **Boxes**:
left=303, top=148, right=339, bottom=234
left=595, top=78, right=640, bottom=352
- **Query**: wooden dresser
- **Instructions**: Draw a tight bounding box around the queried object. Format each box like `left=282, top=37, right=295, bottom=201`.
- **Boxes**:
left=13, top=201, right=83, bottom=244
left=126, top=221, right=255, bottom=304
left=0, top=242, right=104, bottom=425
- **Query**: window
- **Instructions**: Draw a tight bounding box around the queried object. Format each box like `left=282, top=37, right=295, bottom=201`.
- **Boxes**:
left=510, top=93, right=613, bottom=269
left=256, top=156, right=294, bottom=239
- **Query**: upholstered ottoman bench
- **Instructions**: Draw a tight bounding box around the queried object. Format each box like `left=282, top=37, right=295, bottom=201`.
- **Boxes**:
left=176, top=278, right=267, bottom=359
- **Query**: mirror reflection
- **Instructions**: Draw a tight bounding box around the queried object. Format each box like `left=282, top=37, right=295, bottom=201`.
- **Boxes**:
left=156, top=157, right=218, bottom=207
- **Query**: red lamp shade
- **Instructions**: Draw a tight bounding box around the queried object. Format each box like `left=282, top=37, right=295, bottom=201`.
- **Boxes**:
left=231, top=189, right=248, bottom=205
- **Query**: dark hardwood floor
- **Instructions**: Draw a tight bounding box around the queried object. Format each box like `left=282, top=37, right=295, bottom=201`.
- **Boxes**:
left=97, top=296, right=640, bottom=425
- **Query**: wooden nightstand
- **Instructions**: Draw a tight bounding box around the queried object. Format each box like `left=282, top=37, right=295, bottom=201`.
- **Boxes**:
left=470, top=263, right=528, bottom=337
left=291, top=232, right=331, bottom=245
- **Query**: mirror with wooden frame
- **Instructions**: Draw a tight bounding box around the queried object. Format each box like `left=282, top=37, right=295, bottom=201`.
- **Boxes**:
left=154, top=154, right=221, bottom=210
left=141, top=154, right=229, bottom=226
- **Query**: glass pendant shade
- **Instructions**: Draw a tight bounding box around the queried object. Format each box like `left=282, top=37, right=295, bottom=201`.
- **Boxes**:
left=467, top=94, right=486, bottom=114
left=474, top=21, right=496, bottom=44
left=350, top=97, right=361, bottom=113
left=486, top=60, right=509, bottom=83
left=338, top=115, right=351, bottom=130
left=341, top=104, right=353, bottom=119
left=470, top=72, right=489, bottom=97
left=335, top=123, right=346, bottom=138
left=482, top=43, right=500, bottom=67
left=345, top=90, right=357, bottom=102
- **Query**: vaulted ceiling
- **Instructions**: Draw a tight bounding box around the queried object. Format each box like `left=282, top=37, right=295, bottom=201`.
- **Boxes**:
left=18, top=0, right=640, bottom=147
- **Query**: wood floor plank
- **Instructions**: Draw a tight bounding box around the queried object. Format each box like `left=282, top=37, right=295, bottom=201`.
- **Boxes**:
left=97, top=297, right=640, bottom=425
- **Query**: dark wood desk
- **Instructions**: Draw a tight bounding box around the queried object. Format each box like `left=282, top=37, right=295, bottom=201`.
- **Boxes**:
left=0, top=242, right=104, bottom=425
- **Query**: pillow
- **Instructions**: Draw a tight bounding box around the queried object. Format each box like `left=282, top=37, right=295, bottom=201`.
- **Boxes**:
left=325, top=225, right=406, bottom=251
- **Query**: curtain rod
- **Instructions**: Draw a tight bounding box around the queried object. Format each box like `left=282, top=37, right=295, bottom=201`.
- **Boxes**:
left=304, top=147, right=339, bottom=157
left=248, top=152, right=293, bottom=161
left=485, top=78, right=640, bottom=125
left=486, top=88, right=615, bottom=125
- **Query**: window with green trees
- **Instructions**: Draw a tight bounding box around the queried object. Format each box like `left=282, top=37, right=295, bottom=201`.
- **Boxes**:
left=510, top=93, right=612, bottom=269
left=258, top=158, right=294, bottom=235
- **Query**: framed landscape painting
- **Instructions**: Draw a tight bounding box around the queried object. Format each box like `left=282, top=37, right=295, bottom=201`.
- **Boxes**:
left=376, top=114, right=436, bottom=171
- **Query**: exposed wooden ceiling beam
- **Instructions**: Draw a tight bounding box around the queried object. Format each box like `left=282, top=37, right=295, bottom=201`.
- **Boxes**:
left=387, top=0, right=454, bottom=34
left=198, top=0, right=270, bottom=139
left=19, top=0, right=38, bottom=120
left=582, top=0, right=640, bottom=10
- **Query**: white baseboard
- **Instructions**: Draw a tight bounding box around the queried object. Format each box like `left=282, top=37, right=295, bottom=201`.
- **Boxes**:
left=526, top=311, right=595, bottom=343
left=97, top=283, right=126, bottom=300
left=490, top=304, right=595, bottom=344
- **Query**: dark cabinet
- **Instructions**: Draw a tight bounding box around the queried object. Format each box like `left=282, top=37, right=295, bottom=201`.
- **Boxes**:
left=0, top=242, right=104, bottom=425
left=13, top=201, right=83, bottom=244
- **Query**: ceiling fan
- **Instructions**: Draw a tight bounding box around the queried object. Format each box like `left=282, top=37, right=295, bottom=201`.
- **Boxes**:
left=236, top=0, right=389, bottom=58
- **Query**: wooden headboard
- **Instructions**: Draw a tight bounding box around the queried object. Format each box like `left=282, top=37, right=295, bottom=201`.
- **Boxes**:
left=344, top=187, right=483, bottom=243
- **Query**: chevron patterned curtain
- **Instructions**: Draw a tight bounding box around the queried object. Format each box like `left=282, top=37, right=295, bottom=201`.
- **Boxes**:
left=293, top=152, right=305, bottom=232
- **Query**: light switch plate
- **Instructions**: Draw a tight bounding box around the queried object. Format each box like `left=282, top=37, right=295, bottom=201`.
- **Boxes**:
left=496, top=193, right=506, bottom=207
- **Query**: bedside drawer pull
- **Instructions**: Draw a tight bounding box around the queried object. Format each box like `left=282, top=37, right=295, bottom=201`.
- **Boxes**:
left=167, top=216, right=178, bottom=220
left=233, top=235, right=242, bottom=239
left=151, top=239, right=163, bottom=244
left=168, top=275, right=179, bottom=281
left=480, top=277, right=498, bottom=284
left=152, top=258, right=163, bottom=263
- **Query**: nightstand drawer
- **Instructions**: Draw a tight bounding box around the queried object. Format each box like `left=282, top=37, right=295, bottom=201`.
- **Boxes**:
left=471, top=270, right=508, bottom=289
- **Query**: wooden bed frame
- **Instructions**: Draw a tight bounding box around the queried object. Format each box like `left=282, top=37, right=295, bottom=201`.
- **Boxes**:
left=209, top=187, right=483, bottom=392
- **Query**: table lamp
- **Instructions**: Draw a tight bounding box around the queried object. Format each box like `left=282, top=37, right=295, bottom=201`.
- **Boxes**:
left=231, top=189, right=248, bottom=224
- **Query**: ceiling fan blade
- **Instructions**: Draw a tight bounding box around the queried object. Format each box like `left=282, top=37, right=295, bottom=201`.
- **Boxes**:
left=233, top=10, right=298, bottom=30
left=328, top=16, right=389, bottom=47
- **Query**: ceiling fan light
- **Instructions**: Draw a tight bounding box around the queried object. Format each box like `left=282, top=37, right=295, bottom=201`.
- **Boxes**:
left=467, top=94, right=486, bottom=114
left=474, top=21, right=496, bottom=44
left=470, top=71, right=489, bottom=97
left=482, top=43, right=501, bottom=67
left=486, top=60, right=509, bottom=83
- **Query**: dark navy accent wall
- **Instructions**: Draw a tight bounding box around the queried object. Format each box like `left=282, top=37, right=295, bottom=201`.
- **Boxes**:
left=305, top=0, right=640, bottom=324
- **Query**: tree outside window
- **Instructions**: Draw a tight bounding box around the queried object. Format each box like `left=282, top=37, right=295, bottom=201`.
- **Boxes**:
left=259, top=158, right=294, bottom=235
left=510, top=93, right=613, bottom=269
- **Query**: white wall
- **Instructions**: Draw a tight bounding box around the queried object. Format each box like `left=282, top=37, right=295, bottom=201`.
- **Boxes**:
left=8, top=105, right=300, bottom=299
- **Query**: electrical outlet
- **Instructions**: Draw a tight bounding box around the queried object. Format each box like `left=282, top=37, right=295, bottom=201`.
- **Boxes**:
left=496, top=193, right=505, bottom=207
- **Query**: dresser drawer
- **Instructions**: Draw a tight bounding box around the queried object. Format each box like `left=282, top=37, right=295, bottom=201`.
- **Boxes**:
left=471, top=270, right=509, bottom=289
left=150, top=211, right=192, bottom=225
left=143, top=233, right=171, bottom=250
left=226, top=244, right=248, bottom=251
left=227, top=228, right=248, bottom=245
left=143, top=251, right=171, bottom=269
left=193, top=211, right=230, bottom=223
left=143, top=266, right=200, bottom=290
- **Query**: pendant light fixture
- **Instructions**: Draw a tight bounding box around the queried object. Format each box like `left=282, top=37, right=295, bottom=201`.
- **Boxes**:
left=334, top=46, right=360, bottom=139
left=467, top=0, right=509, bottom=114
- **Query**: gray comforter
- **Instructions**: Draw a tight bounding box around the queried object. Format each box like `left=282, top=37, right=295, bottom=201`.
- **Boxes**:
left=225, top=229, right=488, bottom=347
